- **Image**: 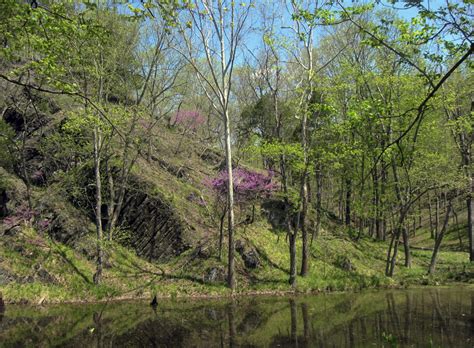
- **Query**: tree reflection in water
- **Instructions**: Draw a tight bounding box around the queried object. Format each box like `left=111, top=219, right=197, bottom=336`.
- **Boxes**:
left=0, top=288, right=473, bottom=347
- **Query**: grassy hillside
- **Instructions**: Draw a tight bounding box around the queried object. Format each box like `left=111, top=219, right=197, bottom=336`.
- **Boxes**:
left=0, top=109, right=472, bottom=305
left=0, top=218, right=472, bottom=304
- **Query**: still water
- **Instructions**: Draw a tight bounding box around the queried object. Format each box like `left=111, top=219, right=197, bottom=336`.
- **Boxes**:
left=0, top=287, right=473, bottom=347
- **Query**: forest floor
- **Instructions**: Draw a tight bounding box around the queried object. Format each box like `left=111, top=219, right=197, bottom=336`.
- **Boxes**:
left=0, top=221, right=472, bottom=305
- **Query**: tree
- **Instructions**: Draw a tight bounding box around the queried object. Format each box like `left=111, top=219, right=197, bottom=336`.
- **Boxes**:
left=442, top=70, right=474, bottom=261
left=174, top=0, right=253, bottom=290
left=205, top=167, right=276, bottom=259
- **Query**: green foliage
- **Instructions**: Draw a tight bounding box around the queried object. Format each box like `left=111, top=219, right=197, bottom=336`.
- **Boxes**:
left=0, top=0, right=472, bottom=305
left=257, top=141, right=305, bottom=173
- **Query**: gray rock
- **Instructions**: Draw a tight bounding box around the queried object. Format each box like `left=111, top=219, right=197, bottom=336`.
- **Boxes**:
left=36, top=268, right=58, bottom=284
left=20, top=276, right=35, bottom=284
left=0, top=268, right=16, bottom=285
left=235, top=239, right=260, bottom=269
left=242, top=250, right=260, bottom=269
left=203, top=267, right=226, bottom=283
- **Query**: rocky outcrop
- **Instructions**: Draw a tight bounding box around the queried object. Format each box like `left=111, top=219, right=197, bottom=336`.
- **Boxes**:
left=261, top=200, right=287, bottom=230
left=198, top=147, right=222, bottom=166
left=236, top=240, right=260, bottom=270
left=35, top=193, right=92, bottom=245
left=117, top=177, right=191, bottom=261
left=0, top=90, right=204, bottom=265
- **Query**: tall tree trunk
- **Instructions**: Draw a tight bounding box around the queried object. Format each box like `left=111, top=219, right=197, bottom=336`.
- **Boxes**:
left=312, top=162, right=323, bottom=244
left=402, top=226, right=412, bottom=268
left=435, top=195, right=440, bottom=240
left=106, top=158, right=115, bottom=241
left=93, top=125, right=103, bottom=285
left=380, top=159, right=387, bottom=241
left=289, top=231, right=297, bottom=286
left=387, top=227, right=402, bottom=277
left=300, top=172, right=309, bottom=276
left=418, top=200, right=422, bottom=228
left=280, top=154, right=297, bottom=286
left=385, top=229, right=396, bottom=276
left=20, top=126, right=32, bottom=209
left=338, top=177, right=344, bottom=221
left=224, top=110, right=235, bottom=290
left=429, top=202, right=452, bottom=274
left=106, top=117, right=137, bottom=240
left=345, top=177, right=352, bottom=228
left=373, top=168, right=382, bottom=240
left=468, top=175, right=474, bottom=262
left=460, top=101, right=473, bottom=262
left=428, top=193, right=434, bottom=239
left=357, top=154, right=366, bottom=240
left=299, top=87, right=310, bottom=276
left=452, top=205, right=463, bottom=249
left=218, top=204, right=227, bottom=261
left=386, top=158, right=411, bottom=275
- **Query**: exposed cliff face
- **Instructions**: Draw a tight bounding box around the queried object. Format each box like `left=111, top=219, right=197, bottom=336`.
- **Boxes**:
left=116, top=177, right=191, bottom=261
left=0, top=166, right=194, bottom=263
left=0, top=91, right=213, bottom=261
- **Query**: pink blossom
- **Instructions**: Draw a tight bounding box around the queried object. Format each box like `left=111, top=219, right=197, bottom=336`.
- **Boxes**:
left=172, top=110, right=206, bottom=131
left=204, top=167, right=277, bottom=203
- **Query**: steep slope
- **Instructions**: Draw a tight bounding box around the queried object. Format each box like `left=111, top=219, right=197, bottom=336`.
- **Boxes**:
left=0, top=95, right=472, bottom=305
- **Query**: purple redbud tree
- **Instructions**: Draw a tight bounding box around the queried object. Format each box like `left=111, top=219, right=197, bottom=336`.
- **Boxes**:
left=204, top=167, right=277, bottom=259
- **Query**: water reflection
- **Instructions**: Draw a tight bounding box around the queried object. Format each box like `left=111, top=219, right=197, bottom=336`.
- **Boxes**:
left=0, top=288, right=473, bottom=347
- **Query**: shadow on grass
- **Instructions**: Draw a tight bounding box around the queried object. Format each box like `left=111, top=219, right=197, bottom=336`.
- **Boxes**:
left=249, top=275, right=287, bottom=286
left=241, top=235, right=290, bottom=275
left=159, top=273, right=224, bottom=287
left=52, top=242, right=92, bottom=284
left=111, top=247, right=226, bottom=288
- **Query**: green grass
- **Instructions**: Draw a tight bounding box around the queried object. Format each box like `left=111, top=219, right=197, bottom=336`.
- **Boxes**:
left=1, top=217, right=472, bottom=305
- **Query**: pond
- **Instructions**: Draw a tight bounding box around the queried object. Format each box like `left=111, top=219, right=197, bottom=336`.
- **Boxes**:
left=0, top=287, right=473, bottom=347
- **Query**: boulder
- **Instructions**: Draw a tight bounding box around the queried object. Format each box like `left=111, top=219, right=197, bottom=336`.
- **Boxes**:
left=242, top=250, right=260, bottom=269
left=235, top=239, right=260, bottom=270
left=203, top=267, right=226, bottom=283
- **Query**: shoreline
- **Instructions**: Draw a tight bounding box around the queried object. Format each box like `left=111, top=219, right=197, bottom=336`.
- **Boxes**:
left=3, top=282, right=472, bottom=306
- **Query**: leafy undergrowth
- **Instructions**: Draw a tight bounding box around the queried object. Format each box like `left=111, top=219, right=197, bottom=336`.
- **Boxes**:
left=1, top=222, right=472, bottom=305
